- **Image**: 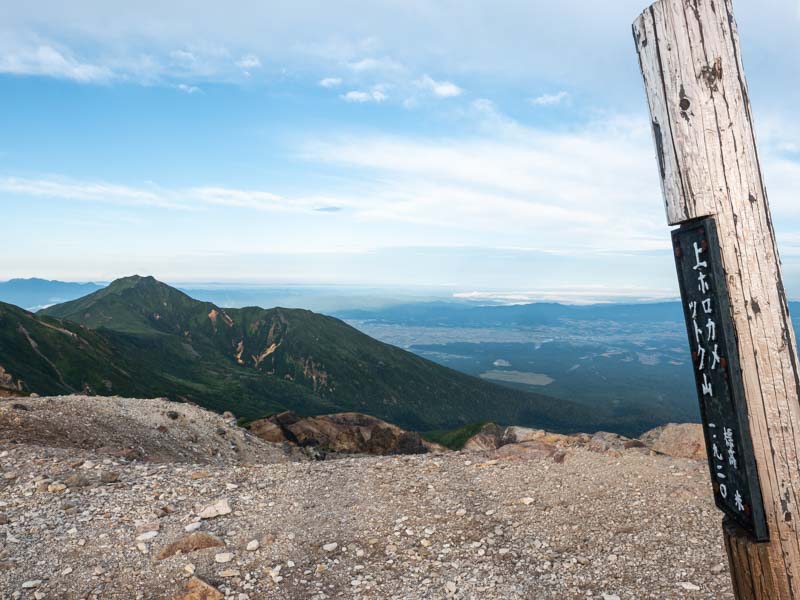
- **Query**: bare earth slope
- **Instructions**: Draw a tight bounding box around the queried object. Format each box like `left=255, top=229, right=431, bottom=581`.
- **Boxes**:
left=0, top=397, right=731, bottom=599
left=0, top=395, right=300, bottom=465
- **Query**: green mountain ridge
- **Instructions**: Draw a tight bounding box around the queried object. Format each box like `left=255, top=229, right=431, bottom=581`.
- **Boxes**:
left=1, top=275, right=622, bottom=433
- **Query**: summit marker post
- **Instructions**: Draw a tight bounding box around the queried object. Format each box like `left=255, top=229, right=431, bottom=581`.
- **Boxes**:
left=633, top=0, right=800, bottom=597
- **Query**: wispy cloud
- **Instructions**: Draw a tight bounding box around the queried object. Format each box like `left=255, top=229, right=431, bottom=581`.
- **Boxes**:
left=319, top=77, right=342, bottom=88
left=416, top=75, right=462, bottom=98
left=0, top=176, right=349, bottom=214
left=0, top=176, right=179, bottom=208
left=0, top=44, right=111, bottom=82
left=530, top=91, right=570, bottom=106
left=177, top=83, right=200, bottom=94
left=347, top=57, right=402, bottom=73
left=341, top=87, right=387, bottom=103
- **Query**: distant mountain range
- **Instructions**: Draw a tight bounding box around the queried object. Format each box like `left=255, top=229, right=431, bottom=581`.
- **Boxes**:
left=0, top=275, right=619, bottom=433
left=0, top=278, right=104, bottom=311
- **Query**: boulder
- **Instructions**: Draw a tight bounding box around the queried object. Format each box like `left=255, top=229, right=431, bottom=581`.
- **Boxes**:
left=172, top=576, right=223, bottom=600
left=640, top=423, right=706, bottom=460
left=250, top=412, right=437, bottom=456
left=248, top=419, right=287, bottom=444
left=462, top=423, right=505, bottom=451
left=492, top=441, right=563, bottom=462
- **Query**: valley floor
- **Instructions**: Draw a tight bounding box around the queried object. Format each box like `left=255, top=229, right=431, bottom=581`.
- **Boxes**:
left=0, top=438, right=730, bottom=599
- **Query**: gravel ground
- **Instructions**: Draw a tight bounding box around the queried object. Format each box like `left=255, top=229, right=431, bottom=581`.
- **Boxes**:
left=0, top=433, right=732, bottom=599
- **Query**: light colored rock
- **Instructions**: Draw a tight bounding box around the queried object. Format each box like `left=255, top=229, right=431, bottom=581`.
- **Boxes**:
left=198, top=499, right=231, bottom=519
left=322, top=542, right=338, bottom=552
left=136, top=530, right=159, bottom=542
left=246, top=540, right=259, bottom=551
left=22, top=580, right=42, bottom=589
left=678, top=582, right=701, bottom=591
left=214, top=552, right=233, bottom=563
left=640, top=423, right=706, bottom=461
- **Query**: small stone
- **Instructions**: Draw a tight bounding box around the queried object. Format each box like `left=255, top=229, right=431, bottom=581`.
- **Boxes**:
left=215, top=552, right=233, bottom=563
left=678, top=582, right=701, bottom=591
left=455, top=509, right=466, bottom=516
left=198, top=499, right=231, bottom=520
left=64, top=473, right=91, bottom=488
left=246, top=540, right=259, bottom=552
left=445, top=581, right=457, bottom=594
left=100, top=471, right=119, bottom=484
left=184, top=522, right=202, bottom=533
left=322, top=542, right=338, bottom=552
left=156, top=532, right=225, bottom=561
left=47, top=483, right=67, bottom=493
left=602, top=595, right=621, bottom=600
left=521, top=497, right=534, bottom=505
left=3, top=471, right=17, bottom=481
left=420, top=539, right=431, bottom=547
left=62, top=567, right=73, bottom=575
left=219, top=569, right=240, bottom=577
left=22, top=580, right=42, bottom=589
left=184, top=563, right=196, bottom=575
left=136, top=530, right=159, bottom=542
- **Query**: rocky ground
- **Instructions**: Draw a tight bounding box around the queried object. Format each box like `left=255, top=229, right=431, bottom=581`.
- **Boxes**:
left=0, top=396, right=730, bottom=599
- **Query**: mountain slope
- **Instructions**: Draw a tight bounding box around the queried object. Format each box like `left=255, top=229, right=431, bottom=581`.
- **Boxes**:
left=29, top=276, right=612, bottom=432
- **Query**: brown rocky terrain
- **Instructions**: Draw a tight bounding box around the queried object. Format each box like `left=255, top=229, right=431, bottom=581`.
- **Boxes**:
left=249, top=411, right=445, bottom=457
left=0, top=396, right=726, bottom=599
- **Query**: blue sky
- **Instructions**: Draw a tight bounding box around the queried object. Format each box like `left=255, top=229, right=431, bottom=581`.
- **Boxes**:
left=2, top=0, right=800, bottom=302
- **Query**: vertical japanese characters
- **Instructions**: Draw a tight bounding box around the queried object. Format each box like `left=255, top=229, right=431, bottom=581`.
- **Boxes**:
left=687, top=237, right=746, bottom=516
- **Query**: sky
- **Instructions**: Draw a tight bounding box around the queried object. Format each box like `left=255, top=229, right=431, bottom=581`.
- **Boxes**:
left=2, top=0, right=800, bottom=302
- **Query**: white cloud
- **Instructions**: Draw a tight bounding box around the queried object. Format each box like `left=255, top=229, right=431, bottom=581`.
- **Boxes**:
left=170, top=49, right=196, bottom=64
left=177, top=83, right=200, bottom=94
left=298, top=105, right=669, bottom=253
left=347, top=57, right=402, bottom=73
left=416, top=75, right=462, bottom=98
left=0, top=176, right=356, bottom=215
left=0, top=44, right=111, bottom=82
left=341, top=87, right=387, bottom=103
left=0, top=176, right=178, bottom=208
left=530, top=91, right=570, bottom=106
left=319, top=77, right=342, bottom=88
left=236, top=54, right=261, bottom=70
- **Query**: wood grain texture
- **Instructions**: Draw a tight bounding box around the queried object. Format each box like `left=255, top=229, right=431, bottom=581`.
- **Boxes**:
left=634, top=0, right=800, bottom=597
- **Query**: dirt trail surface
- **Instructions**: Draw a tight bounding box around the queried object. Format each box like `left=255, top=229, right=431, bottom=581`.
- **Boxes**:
left=0, top=397, right=731, bottom=599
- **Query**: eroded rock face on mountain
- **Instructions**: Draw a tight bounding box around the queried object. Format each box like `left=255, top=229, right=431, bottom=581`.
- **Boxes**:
left=0, top=365, right=24, bottom=397
left=0, top=395, right=731, bottom=600
left=249, top=411, right=444, bottom=456
left=464, top=423, right=700, bottom=462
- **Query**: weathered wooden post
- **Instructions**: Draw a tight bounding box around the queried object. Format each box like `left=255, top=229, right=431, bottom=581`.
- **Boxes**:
left=633, top=1, right=800, bottom=597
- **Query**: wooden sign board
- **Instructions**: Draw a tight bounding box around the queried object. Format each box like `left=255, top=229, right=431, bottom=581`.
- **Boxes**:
left=673, top=217, right=769, bottom=541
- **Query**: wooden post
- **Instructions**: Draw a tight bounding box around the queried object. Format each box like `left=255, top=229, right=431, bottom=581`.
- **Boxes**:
left=633, top=1, right=800, bottom=598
